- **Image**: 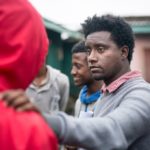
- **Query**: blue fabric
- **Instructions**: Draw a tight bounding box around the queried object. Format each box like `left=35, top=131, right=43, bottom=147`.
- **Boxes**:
left=80, top=85, right=101, bottom=105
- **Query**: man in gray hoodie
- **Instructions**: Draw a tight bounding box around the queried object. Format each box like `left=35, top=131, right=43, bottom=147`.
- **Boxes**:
left=43, top=14, right=150, bottom=150
left=2, top=14, right=150, bottom=150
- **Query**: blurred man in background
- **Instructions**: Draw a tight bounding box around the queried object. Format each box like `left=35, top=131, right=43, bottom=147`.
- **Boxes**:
left=71, top=41, right=103, bottom=118
left=26, top=62, right=69, bottom=114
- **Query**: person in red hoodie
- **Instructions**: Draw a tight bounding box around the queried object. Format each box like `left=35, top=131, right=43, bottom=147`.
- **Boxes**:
left=0, top=0, right=58, bottom=149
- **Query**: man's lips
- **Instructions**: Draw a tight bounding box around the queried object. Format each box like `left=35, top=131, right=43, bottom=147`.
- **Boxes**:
left=89, top=66, right=99, bottom=69
left=90, top=68, right=99, bottom=72
left=89, top=66, right=102, bottom=73
left=73, top=77, right=81, bottom=82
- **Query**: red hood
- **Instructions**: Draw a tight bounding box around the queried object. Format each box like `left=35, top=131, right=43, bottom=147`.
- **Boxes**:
left=0, top=1, right=58, bottom=150
left=0, top=0, right=49, bottom=91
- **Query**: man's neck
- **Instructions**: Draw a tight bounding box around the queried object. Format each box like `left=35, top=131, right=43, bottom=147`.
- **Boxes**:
left=105, top=62, right=131, bottom=86
left=33, top=68, right=48, bottom=87
left=86, top=80, right=103, bottom=96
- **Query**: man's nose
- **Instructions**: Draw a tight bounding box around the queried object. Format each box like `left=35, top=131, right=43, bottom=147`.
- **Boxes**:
left=71, top=67, right=76, bottom=76
left=88, top=50, right=97, bottom=62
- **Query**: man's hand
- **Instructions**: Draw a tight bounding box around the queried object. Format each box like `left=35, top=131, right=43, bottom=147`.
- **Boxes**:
left=64, top=145, right=77, bottom=150
left=0, top=89, right=40, bottom=112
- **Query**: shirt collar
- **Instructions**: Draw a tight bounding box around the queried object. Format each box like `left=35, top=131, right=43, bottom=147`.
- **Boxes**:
left=29, top=68, right=50, bottom=89
left=101, top=70, right=142, bottom=94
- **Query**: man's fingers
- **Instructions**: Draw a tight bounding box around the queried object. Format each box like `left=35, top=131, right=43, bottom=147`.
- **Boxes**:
left=16, top=103, right=40, bottom=113
left=0, top=89, right=40, bottom=113
left=7, top=96, right=29, bottom=108
left=4, top=90, right=26, bottom=106
left=1, top=89, right=24, bottom=102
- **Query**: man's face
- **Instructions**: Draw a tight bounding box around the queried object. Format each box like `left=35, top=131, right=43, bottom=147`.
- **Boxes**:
left=85, top=31, right=123, bottom=85
left=71, top=52, right=93, bottom=87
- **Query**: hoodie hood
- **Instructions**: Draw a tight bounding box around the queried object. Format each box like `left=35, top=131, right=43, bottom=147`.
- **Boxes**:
left=0, top=0, right=49, bottom=91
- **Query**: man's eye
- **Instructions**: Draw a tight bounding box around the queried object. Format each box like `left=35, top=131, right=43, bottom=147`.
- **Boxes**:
left=76, top=64, right=81, bottom=69
left=97, top=47, right=105, bottom=52
left=86, top=48, right=91, bottom=55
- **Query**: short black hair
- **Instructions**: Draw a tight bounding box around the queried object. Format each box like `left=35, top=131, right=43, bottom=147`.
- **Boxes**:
left=71, top=41, right=86, bottom=53
left=81, top=14, right=135, bottom=62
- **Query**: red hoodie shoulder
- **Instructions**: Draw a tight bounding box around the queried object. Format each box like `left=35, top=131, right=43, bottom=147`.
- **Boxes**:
left=0, top=102, right=58, bottom=150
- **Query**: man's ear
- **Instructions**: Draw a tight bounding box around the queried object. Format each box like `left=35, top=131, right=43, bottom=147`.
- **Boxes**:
left=121, top=46, right=129, bottom=60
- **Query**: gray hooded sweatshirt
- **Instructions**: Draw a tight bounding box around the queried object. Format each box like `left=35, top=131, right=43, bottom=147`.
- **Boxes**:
left=44, top=75, right=150, bottom=150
